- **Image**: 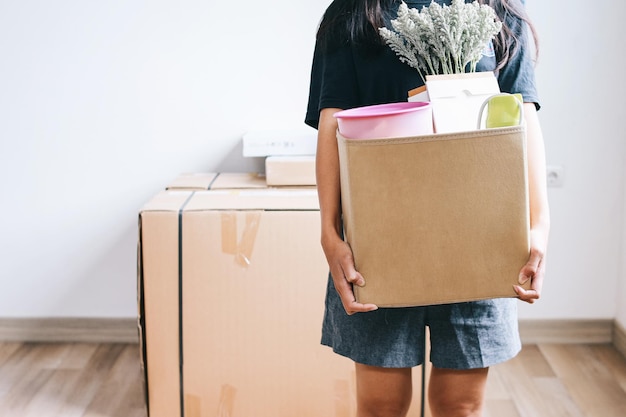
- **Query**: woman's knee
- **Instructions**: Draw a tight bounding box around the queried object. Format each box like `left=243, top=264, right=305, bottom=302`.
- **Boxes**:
left=355, top=363, right=413, bottom=417
left=428, top=366, right=489, bottom=417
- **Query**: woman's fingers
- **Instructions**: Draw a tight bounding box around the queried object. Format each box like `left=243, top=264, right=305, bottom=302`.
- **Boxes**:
left=515, top=247, right=546, bottom=304
left=514, top=285, right=540, bottom=303
left=330, top=262, right=378, bottom=315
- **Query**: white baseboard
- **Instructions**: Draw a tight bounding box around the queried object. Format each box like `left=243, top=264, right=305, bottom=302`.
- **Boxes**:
left=0, top=317, right=621, bottom=350
left=518, top=318, right=614, bottom=344
left=0, top=318, right=138, bottom=343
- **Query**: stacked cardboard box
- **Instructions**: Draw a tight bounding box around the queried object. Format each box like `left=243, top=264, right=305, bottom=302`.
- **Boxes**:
left=264, top=155, right=316, bottom=186
left=138, top=177, right=431, bottom=417
left=242, top=129, right=317, bottom=186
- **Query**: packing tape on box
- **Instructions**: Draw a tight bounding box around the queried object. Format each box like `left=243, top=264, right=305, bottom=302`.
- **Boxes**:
left=218, top=384, right=237, bottom=416
left=183, top=386, right=237, bottom=417
left=220, top=213, right=237, bottom=254
left=184, top=394, right=202, bottom=417
left=220, top=212, right=261, bottom=267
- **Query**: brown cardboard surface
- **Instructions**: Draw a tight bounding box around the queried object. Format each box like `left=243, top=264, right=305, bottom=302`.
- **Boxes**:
left=138, top=190, right=193, bottom=417
left=138, top=188, right=429, bottom=417
left=166, top=172, right=267, bottom=191
left=210, top=172, right=267, bottom=189
left=337, top=127, right=531, bottom=307
left=265, top=155, right=316, bottom=186
left=166, top=173, right=219, bottom=190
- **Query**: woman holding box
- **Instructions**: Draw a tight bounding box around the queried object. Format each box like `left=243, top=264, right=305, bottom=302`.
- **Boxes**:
left=305, top=1, right=550, bottom=416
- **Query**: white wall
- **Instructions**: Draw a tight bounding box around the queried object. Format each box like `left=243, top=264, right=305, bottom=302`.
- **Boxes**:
left=520, top=0, right=626, bottom=321
left=1, top=0, right=624, bottom=321
left=0, top=0, right=327, bottom=317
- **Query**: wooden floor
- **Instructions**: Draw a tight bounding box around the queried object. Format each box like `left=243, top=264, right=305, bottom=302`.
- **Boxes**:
left=0, top=342, right=624, bottom=417
left=484, top=344, right=626, bottom=417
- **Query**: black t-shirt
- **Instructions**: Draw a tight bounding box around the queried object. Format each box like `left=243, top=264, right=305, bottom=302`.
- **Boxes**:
left=305, top=0, right=539, bottom=129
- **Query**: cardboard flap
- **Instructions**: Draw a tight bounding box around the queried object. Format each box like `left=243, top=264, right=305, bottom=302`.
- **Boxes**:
left=211, top=172, right=267, bottom=189
left=185, top=189, right=319, bottom=211
left=166, top=173, right=218, bottom=190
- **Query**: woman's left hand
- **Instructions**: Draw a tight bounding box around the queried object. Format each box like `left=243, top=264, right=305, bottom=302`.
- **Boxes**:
left=514, top=228, right=548, bottom=303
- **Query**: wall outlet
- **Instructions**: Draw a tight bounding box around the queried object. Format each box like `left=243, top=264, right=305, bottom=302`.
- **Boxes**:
left=546, top=165, right=564, bottom=187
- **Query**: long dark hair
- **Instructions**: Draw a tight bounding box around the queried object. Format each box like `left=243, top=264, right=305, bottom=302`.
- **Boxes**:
left=316, top=0, right=538, bottom=69
left=317, top=0, right=393, bottom=51
left=482, top=0, right=539, bottom=68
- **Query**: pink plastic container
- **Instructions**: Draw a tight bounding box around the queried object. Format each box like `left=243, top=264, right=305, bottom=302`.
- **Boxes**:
left=334, top=102, right=433, bottom=139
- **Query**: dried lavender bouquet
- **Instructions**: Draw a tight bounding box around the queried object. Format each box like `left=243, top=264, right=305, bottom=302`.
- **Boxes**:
left=379, top=0, right=502, bottom=83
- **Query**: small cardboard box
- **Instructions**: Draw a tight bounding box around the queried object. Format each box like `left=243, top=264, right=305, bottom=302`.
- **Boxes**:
left=265, top=155, right=316, bottom=186
left=138, top=189, right=429, bottom=417
left=337, top=126, right=531, bottom=307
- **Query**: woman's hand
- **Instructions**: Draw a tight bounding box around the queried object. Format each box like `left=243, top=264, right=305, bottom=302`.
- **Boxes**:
left=323, top=234, right=378, bottom=315
left=514, top=225, right=548, bottom=304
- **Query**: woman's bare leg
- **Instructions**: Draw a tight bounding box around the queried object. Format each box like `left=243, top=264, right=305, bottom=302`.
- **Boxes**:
left=355, top=363, right=413, bottom=417
left=428, top=366, right=489, bottom=417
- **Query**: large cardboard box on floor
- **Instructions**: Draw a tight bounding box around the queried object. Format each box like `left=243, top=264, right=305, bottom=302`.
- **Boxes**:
left=337, top=126, right=531, bottom=307
left=138, top=188, right=429, bottom=417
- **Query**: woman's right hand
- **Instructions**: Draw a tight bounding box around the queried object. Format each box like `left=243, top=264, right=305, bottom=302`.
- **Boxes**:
left=322, top=234, right=378, bottom=315
left=316, top=107, right=378, bottom=315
